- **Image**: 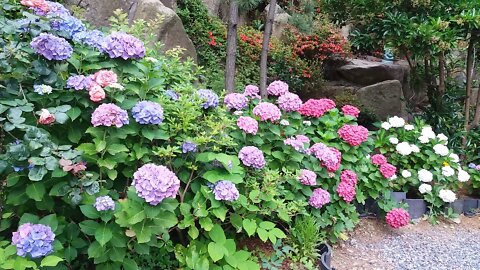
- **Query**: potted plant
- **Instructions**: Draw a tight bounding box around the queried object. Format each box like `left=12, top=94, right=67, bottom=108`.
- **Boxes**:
left=317, top=243, right=333, bottom=270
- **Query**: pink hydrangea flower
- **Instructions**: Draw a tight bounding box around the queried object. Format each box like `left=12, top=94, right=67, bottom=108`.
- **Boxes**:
left=91, top=103, right=129, bottom=127
left=89, top=84, right=106, bottom=102
left=298, top=99, right=336, bottom=118
left=380, top=163, right=397, bottom=179
left=284, top=135, right=310, bottom=152
left=237, top=116, right=258, bottom=135
left=337, top=124, right=369, bottom=146
left=386, top=208, right=410, bottom=228
left=336, top=181, right=356, bottom=202
left=310, top=143, right=342, bottom=172
left=295, top=135, right=310, bottom=144
left=309, top=188, right=330, bottom=208
left=253, top=102, right=281, bottom=122
left=93, top=70, right=117, bottom=87
left=38, top=109, right=55, bottom=125
left=21, top=0, right=49, bottom=12
left=278, top=92, right=302, bottom=112
left=341, top=105, right=360, bottom=118
left=244, top=85, right=260, bottom=99
left=299, top=169, right=317, bottom=186
left=340, top=170, right=358, bottom=186
left=224, top=93, right=248, bottom=111
left=371, top=154, right=387, bottom=166
left=267, top=80, right=289, bottom=96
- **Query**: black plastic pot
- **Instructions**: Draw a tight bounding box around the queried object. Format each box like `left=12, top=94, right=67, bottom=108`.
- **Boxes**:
left=318, top=243, right=333, bottom=270
left=463, top=199, right=479, bottom=216
left=448, top=199, right=464, bottom=214
left=390, top=191, right=406, bottom=204
left=405, top=199, right=427, bottom=219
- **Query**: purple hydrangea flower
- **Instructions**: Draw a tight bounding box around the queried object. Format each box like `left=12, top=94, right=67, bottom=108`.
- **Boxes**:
left=131, top=101, right=164, bottom=125
left=299, top=169, right=317, bottom=186
left=94, top=196, right=115, bottom=211
left=132, top=164, right=180, bottom=205
left=164, top=89, right=180, bottom=101
left=67, top=75, right=92, bottom=90
left=267, top=80, right=289, bottom=96
left=243, top=85, right=260, bottom=99
left=12, top=223, right=55, bottom=258
left=100, top=32, right=146, bottom=60
left=212, top=181, right=239, bottom=201
left=238, top=146, right=266, bottom=169
left=50, top=14, right=86, bottom=38
left=182, top=141, right=197, bottom=153
left=224, top=93, right=248, bottom=111
left=468, top=163, right=476, bottom=169
left=309, top=188, right=331, bottom=209
left=196, top=89, right=219, bottom=109
left=278, top=92, right=302, bottom=112
left=33, top=84, right=52, bottom=95
left=91, top=103, right=129, bottom=127
left=73, top=30, right=104, bottom=49
left=30, top=33, right=73, bottom=61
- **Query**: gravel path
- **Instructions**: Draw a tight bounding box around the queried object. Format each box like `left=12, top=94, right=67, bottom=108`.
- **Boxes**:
left=333, top=217, right=480, bottom=270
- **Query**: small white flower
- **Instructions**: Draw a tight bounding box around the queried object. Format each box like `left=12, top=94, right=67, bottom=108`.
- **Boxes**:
left=442, top=166, right=455, bottom=177
left=389, top=174, right=397, bottom=180
left=458, top=169, right=470, bottom=182
left=107, top=83, right=124, bottom=90
left=418, top=169, right=433, bottom=182
left=34, top=84, right=53, bottom=95
left=389, top=137, right=399, bottom=144
left=404, top=124, right=414, bottom=131
left=366, top=154, right=371, bottom=159
left=396, top=142, right=412, bottom=156
left=145, top=57, right=159, bottom=63
left=419, top=184, right=432, bottom=194
left=233, top=111, right=243, bottom=116
left=410, top=144, right=420, bottom=153
left=439, top=189, right=456, bottom=203
left=433, top=144, right=449, bottom=156
left=421, top=126, right=436, bottom=139
left=280, top=119, right=290, bottom=126
left=388, top=116, right=405, bottom=127
left=401, top=170, right=412, bottom=178
left=381, top=122, right=392, bottom=130
left=437, top=133, right=448, bottom=142
left=303, top=121, right=311, bottom=126
left=419, top=136, right=430, bottom=144
left=449, top=153, right=459, bottom=163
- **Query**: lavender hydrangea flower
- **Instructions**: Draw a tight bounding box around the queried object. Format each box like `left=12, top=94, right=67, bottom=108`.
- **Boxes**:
left=182, top=141, right=197, bottom=153
left=51, top=14, right=86, bottom=38
left=224, top=93, right=248, bottom=111
left=196, top=89, right=219, bottom=109
left=100, top=32, right=146, bottom=60
left=132, top=164, right=180, bottom=205
left=278, top=92, right=302, bottom=112
left=164, top=89, right=180, bottom=101
left=12, top=223, right=55, bottom=258
left=33, top=84, right=52, bottom=95
left=238, top=146, right=266, bottom=169
left=468, top=163, right=476, bottom=169
left=91, top=103, right=129, bottom=127
left=94, top=196, right=115, bottom=211
left=67, top=75, right=92, bottom=90
left=30, top=33, right=73, bottom=61
left=212, top=181, right=239, bottom=201
left=73, top=30, right=104, bottom=49
left=131, top=101, right=164, bottom=125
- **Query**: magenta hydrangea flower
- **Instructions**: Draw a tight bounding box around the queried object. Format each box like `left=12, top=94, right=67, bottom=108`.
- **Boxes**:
left=132, top=164, right=180, bottom=205
left=299, top=169, right=317, bottom=186
left=12, top=223, right=55, bottom=258
left=224, top=93, right=248, bottom=111
left=386, top=208, right=410, bottom=228
left=338, top=124, right=369, bottom=146
left=244, top=84, right=260, bottom=99
left=212, top=181, right=240, bottom=201
left=298, top=99, right=336, bottom=118
left=238, top=146, right=266, bottom=169
left=336, top=181, right=356, bottom=202
left=100, top=32, right=145, bottom=60
left=94, top=195, right=115, bottom=211
left=340, top=170, right=358, bottom=186
left=131, top=101, right=164, bottom=125
left=277, top=92, right=302, bottom=112
left=371, top=154, right=387, bottom=166
left=309, top=188, right=331, bottom=208
left=267, top=80, right=289, bottom=96
left=341, top=105, right=360, bottom=118
left=253, top=102, right=281, bottom=122
left=91, top=103, right=129, bottom=127
left=380, top=163, right=397, bottom=179
left=237, top=116, right=258, bottom=135
left=30, top=33, right=73, bottom=60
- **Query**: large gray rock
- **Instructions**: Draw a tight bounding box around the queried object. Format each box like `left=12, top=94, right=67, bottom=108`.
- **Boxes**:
left=338, top=59, right=406, bottom=86
left=357, top=80, right=407, bottom=120
left=160, top=0, right=176, bottom=9
left=64, top=0, right=135, bottom=26
left=202, top=0, right=223, bottom=17
left=264, top=4, right=291, bottom=38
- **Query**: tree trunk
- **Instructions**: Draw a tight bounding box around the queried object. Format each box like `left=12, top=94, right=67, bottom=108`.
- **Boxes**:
left=259, top=0, right=277, bottom=98
left=463, top=36, right=476, bottom=132
left=437, top=51, right=446, bottom=109
left=225, top=0, right=239, bottom=93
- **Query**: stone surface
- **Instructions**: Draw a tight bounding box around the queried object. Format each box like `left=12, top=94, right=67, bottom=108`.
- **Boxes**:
left=356, top=80, right=407, bottom=120
left=202, top=0, right=223, bottom=17
left=338, top=58, right=406, bottom=86
left=65, top=0, right=136, bottom=26
left=264, top=4, right=291, bottom=38
left=160, top=0, right=176, bottom=9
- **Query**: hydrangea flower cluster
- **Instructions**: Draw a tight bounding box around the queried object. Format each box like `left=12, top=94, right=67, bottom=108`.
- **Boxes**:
left=89, top=84, right=105, bottom=102
left=468, top=163, right=480, bottom=171
left=380, top=163, right=397, bottom=179
left=243, top=85, right=260, bottom=99
left=439, top=189, right=456, bottom=203
left=91, top=103, right=129, bottom=127
left=93, top=70, right=118, bottom=87
left=224, top=93, right=248, bottom=111
left=238, top=146, right=265, bottom=169
left=252, top=102, right=281, bottom=122
left=370, top=154, right=387, bottom=166
left=33, top=84, right=52, bottom=95
left=38, top=109, right=55, bottom=125
left=298, top=98, right=336, bottom=118
left=131, top=101, right=164, bottom=125
left=419, top=183, right=432, bottom=194
left=132, top=164, right=180, bottom=205
left=100, top=32, right=146, bottom=60
left=386, top=208, right=410, bottom=228
left=284, top=135, right=310, bottom=152
left=182, top=141, right=197, bottom=153
left=337, top=170, right=358, bottom=202
left=12, top=223, right=55, bottom=258
left=212, top=181, right=239, bottom=201
left=73, top=30, right=104, bottom=49
left=196, top=89, right=219, bottom=109
left=34, top=1, right=69, bottom=17
left=309, top=188, right=331, bottom=209
left=419, top=126, right=436, bottom=143
left=164, top=89, right=180, bottom=101
left=277, top=92, right=302, bottom=112
left=94, top=196, right=115, bottom=211
left=341, top=105, right=360, bottom=118
left=237, top=116, right=258, bottom=135
left=50, top=13, right=86, bottom=38
left=299, top=169, right=317, bottom=186
left=267, top=80, right=289, bottom=96
left=310, top=143, right=341, bottom=172
left=21, top=0, right=48, bottom=12
left=418, top=169, right=433, bottom=183
left=337, top=124, right=369, bottom=146
left=67, top=75, right=92, bottom=90
left=30, top=33, right=73, bottom=60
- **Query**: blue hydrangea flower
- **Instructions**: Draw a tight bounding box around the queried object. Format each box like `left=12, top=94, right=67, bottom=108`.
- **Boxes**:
left=51, top=14, right=86, bottom=38
left=66, top=75, right=92, bottom=90
left=93, top=196, right=115, bottom=211
left=30, top=33, right=73, bottom=61
left=182, top=141, right=197, bottom=153
left=212, top=181, right=239, bottom=201
left=131, top=101, right=164, bottom=125
left=12, top=223, right=55, bottom=258
left=33, top=84, right=52, bottom=95
left=35, top=1, right=70, bottom=17
left=73, top=30, right=104, bottom=49
left=164, top=89, right=180, bottom=101
left=196, top=89, right=219, bottom=109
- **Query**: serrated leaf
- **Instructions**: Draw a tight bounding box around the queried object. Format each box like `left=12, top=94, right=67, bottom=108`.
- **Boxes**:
left=26, top=182, right=45, bottom=201
left=242, top=219, right=257, bottom=237
left=40, top=255, right=63, bottom=267
left=207, top=242, right=224, bottom=262
left=95, top=224, right=113, bottom=246
left=208, top=224, right=226, bottom=244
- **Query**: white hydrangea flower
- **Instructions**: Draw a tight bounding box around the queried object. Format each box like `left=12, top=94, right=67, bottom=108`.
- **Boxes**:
left=404, top=124, right=414, bottom=131
left=389, top=137, right=399, bottom=144
left=108, top=83, right=124, bottom=90
left=418, top=169, right=433, bottom=182
left=233, top=111, right=243, bottom=116
left=388, top=116, right=405, bottom=127
left=381, top=122, right=392, bottom=130
left=396, top=142, right=412, bottom=156
left=458, top=169, right=470, bottom=182
left=401, top=170, right=412, bottom=178
left=439, top=189, right=456, bottom=203
left=442, top=166, right=455, bottom=177
left=366, top=154, right=371, bottom=159
left=419, top=184, right=432, bottom=194
left=389, top=174, right=397, bottom=180
left=419, top=136, right=429, bottom=144
left=280, top=119, right=290, bottom=126
left=421, top=126, right=436, bottom=139
left=303, top=121, right=311, bottom=126
left=449, top=153, right=459, bottom=163
left=410, top=144, right=420, bottom=153
left=433, top=144, right=449, bottom=156
left=437, top=133, right=448, bottom=142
